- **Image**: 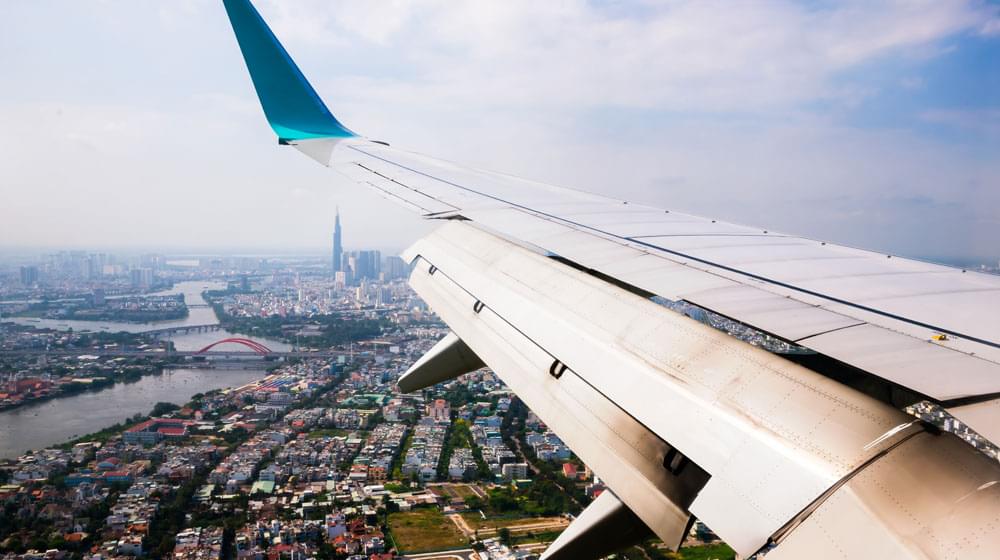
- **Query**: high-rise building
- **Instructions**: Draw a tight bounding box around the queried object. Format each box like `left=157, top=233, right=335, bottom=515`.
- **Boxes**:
left=384, top=256, right=407, bottom=280
left=130, top=268, right=153, bottom=289
left=356, top=250, right=381, bottom=281
left=332, top=208, right=342, bottom=274
left=19, top=266, right=39, bottom=286
left=344, top=254, right=356, bottom=285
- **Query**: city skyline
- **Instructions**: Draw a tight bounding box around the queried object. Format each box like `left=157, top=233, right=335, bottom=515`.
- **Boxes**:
left=0, top=210, right=414, bottom=257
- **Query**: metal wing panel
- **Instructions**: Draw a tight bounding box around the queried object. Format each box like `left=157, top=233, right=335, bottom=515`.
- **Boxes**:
left=336, top=163, right=458, bottom=215
left=323, top=139, right=1000, bottom=407
left=604, top=220, right=764, bottom=238
left=947, top=399, right=1000, bottom=445
left=766, top=432, right=1000, bottom=560
left=405, top=222, right=923, bottom=556
left=407, top=254, right=704, bottom=549
left=798, top=323, right=1000, bottom=401
left=814, top=301, right=1000, bottom=366
left=681, top=285, right=865, bottom=342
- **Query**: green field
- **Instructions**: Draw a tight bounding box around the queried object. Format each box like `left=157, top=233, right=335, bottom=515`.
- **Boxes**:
left=388, top=508, right=468, bottom=553
left=677, top=543, right=736, bottom=560
left=461, top=512, right=566, bottom=532
left=305, top=428, right=356, bottom=439
left=432, top=483, right=484, bottom=501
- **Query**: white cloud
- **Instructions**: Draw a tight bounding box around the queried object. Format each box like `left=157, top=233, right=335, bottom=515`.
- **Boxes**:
left=258, top=0, right=994, bottom=113
left=920, top=108, right=1000, bottom=135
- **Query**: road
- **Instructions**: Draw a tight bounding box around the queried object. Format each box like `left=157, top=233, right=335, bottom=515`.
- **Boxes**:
left=447, top=512, right=569, bottom=539
left=449, top=513, right=476, bottom=539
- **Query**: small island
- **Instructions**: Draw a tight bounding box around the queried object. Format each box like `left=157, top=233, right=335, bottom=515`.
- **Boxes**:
left=13, top=294, right=189, bottom=323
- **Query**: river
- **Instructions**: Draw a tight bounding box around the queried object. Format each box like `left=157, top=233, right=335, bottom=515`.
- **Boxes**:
left=0, top=368, right=265, bottom=458
left=0, top=281, right=291, bottom=458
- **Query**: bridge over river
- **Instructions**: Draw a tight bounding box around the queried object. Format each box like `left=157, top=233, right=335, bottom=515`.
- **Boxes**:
left=3, top=336, right=343, bottom=361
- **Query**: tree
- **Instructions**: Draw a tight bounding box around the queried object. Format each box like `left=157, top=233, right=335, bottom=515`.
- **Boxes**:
left=151, top=402, right=181, bottom=417
left=498, top=528, right=512, bottom=547
left=465, top=495, right=484, bottom=511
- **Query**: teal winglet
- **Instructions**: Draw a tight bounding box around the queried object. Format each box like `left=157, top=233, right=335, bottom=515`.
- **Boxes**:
left=222, top=0, right=356, bottom=141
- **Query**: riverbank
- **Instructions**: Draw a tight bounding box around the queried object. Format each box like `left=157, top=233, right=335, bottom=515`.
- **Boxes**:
left=1, top=281, right=289, bottom=416
left=0, top=358, right=344, bottom=557
left=0, top=363, right=169, bottom=413
left=0, top=325, right=187, bottom=413
left=0, top=367, right=269, bottom=458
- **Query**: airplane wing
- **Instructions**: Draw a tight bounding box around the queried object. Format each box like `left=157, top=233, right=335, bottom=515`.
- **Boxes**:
left=221, top=1, right=1000, bottom=558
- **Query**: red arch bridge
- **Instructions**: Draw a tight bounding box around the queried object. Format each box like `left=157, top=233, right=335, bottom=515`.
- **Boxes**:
left=195, top=338, right=273, bottom=355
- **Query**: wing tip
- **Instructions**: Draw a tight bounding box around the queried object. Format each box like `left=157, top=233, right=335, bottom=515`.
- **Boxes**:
left=222, top=0, right=358, bottom=141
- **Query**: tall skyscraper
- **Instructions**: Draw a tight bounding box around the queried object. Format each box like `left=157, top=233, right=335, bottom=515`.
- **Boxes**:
left=332, top=208, right=342, bottom=274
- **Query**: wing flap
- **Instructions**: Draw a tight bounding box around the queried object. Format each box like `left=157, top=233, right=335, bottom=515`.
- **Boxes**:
left=798, top=323, right=1000, bottom=402
left=408, top=248, right=704, bottom=549
left=405, top=221, right=927, bottom=556
left=946, top=399, right=1000, bottom=444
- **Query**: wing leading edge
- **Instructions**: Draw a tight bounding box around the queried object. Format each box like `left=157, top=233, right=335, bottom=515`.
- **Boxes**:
left=221, top=2, right=1000, bottom=557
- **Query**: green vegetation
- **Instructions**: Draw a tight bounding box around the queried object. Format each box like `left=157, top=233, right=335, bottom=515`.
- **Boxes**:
left=498, top=527, right=512, bottom=547
left=14, top=298, right=188, bottom=323
left=61, top=330, right=161, bottom=347
left=478, top=481, right=578, bottom=517
left=145, top=477, right=204, bottom=558
left=437, top=388, right=491, bottom=481
left=150, top=401, right=181, bottom=417
left=647, top=543, right=736, bottom=560
left=0, top=489, right=116, bottom=554
left=677, top=543, right=736, bottom=560
left=461, top=512, right=565, bottom=532
left=205, top=290, right=386, bottom=348
left=511, top=529, right=563, bottom=546
left=500, top=398, right=586, bottom=514
left=58, top=413, right=148, bottom=448
left=305, top=428, right=355, bottom=439
left=1, top=357, right=184, bottom=414
left=436, top=419, right=462, bottom=480
left=391, top=425, right=416, bottom=480
left=387, top=508, right=467, bottom=553
left=383, top=482, right=410, bottom=494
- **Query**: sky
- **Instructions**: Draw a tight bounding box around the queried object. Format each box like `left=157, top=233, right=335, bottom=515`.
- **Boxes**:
left=0, top=0, right=997, bottom=264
